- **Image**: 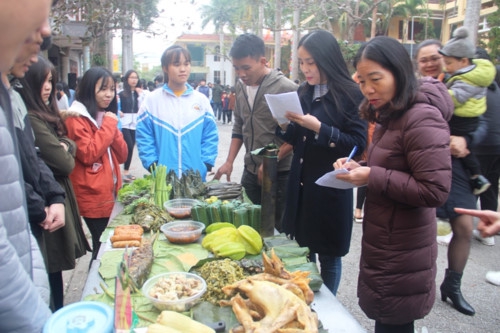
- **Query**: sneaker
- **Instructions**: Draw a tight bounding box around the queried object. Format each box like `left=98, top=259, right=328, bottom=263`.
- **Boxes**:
left=471, top=175, right=491, bottom=195
left=485, top=271, right=500, bottom=286
left=472, top=229, right=495, bottom=246
left=437, top=232, right=453, bottom=246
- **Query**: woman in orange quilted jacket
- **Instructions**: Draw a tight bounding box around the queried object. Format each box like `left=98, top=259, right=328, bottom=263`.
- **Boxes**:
left=64, top=67, right=128, bottom=261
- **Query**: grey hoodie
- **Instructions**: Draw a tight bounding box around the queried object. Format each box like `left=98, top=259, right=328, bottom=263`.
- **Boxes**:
left=232, top=69, right=298, bottom=174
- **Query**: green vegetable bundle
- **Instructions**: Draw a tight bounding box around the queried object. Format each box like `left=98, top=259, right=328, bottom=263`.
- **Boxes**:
left=152, top=165, right=171, bottom=208
left=117, top=176, right=153, bottom=205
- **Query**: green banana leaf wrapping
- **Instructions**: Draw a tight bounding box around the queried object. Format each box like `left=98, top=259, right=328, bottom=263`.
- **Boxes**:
left=220, top=203, right=233, bottom=223
left=132, top=203, right=172, bottom=232
left=263, top=233, right=300, bottom=248
left=249, top=204, right=261, bottom=232
left=286, top=262, right=323, bottom=292
left=232, top=208, right=248, bottom=227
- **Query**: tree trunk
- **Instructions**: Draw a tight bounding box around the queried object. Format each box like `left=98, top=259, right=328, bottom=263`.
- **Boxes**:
left=122, top=26, right=133, bottom=73
left=291, top=4, right=300, bottom=81
left=258, top=3, right=264, bottom=38
left=274, top=0, right=282, bottom=70
left=463, top=0, right=481, bottom=45
left=220, top=31, right=225, bottom=85
left=371, top=5, right=378, bottom=38
left=347, top=0, right=362, bottom=42
left=401, top=18, right=408, bottom=43
left=106, top=29, right=114, bottom=73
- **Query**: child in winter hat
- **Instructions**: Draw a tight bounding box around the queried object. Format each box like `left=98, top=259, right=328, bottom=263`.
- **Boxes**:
left=439, top=26, right=475, bottom=59
left=439, top=26, right=497, bottom=195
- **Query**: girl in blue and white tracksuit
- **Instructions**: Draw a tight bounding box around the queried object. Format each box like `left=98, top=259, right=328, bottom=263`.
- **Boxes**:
left=136, top=83, right=218, bottom=180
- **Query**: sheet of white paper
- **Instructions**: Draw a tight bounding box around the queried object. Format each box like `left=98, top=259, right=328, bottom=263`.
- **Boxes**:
left=315, top=169, right=357, bottom=189
left=264, top=92, right=303, bottom=124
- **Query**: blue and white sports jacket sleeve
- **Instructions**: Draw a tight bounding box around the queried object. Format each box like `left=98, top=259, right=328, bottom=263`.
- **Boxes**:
left=201, top=102, right=218, bottom=168
left=136, top=108, right=158, bottom=171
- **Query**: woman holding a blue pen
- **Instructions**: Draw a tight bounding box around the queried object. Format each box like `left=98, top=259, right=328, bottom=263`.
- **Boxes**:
left=335, top=37, right=452, bottom=332
left=276, top=30, right=366, bottom=295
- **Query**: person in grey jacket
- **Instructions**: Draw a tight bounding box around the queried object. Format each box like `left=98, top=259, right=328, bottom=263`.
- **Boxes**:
left=0, top=0, right=54, bottom=331
left=0, top=85, right=52, bottom=333
left=214, top=33, right=297, bottom=231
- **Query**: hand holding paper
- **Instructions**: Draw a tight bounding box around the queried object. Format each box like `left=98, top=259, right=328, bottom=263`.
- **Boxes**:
left=317, top=147, right=368, bottom=189
left=316, top=168, right=356, bottom=189
left=264, top=92, right=303, bottom=125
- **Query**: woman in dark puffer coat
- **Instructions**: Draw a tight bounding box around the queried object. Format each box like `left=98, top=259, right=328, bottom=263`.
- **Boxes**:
left=335, top=36, right=453, bottom=333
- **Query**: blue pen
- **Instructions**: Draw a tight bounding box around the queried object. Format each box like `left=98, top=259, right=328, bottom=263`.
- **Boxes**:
left=345, top=146, right=358, bottom=163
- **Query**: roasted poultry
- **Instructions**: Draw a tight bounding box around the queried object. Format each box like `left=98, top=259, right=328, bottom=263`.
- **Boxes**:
left=220, top=249, right=318, bottom=332
left=222, top=279, right=318, bottom=333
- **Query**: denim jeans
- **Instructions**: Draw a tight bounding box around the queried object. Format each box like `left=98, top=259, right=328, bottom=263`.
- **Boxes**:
left=310, top=253, right=342, bottom=295
left=213, top=102, right=223, bottom=120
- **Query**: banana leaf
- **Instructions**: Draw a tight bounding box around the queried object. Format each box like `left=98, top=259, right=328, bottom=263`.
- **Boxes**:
left=286, top=262, right=324, bottom=292
left=268, top=246, right=310, bottom=258
left=263, top=233, right=300, bottom=249
left=281, top=256, right=309, bottom=266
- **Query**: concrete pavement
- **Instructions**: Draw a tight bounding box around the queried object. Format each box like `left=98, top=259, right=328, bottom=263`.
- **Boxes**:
left=63, top=122, right=500, bottom=332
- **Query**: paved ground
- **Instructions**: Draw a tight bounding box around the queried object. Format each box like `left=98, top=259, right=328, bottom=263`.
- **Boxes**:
left=63, top=122, right=500, bottom=332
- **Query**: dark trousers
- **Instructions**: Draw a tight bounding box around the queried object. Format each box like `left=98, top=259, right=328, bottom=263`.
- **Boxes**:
left=222, top=109, right=230, bottom=123
left=375, top=321, right=414, bottom=333
left=48, top=271, right=63, bottom=311
left=450, top=116, right=481, bottom=176
left=240, top=168, right=289, bottom=232
left=356, top=185, right=367, bottom=210
left=461, top=152, right=482, bottom=176
left=213, top=102, right=223, bottom=120
left=478, top=154, right=500, bottom=211
left=309, top=253, right=342, bottom=295
left=83, top=217, right=109, bottom=261
left=122, top=128, right=136, bottom=171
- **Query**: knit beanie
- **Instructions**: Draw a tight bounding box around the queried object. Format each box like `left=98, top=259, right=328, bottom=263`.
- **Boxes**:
left=439, top=27, right=475, bottom=59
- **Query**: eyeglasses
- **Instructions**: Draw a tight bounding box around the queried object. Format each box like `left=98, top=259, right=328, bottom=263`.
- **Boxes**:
left=418, top=56, right=442, bottom=65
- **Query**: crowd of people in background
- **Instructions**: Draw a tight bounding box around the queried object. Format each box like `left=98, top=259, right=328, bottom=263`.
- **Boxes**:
left=1, top=1, right=500, bottom=331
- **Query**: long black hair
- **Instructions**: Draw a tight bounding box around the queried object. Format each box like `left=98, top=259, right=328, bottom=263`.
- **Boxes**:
left=121, top=69, right=138, bottom=98
left=16, top=55, right=67, bottom=137
left=354, top=36, right=418, bottom=124
left=76, top=66, right=117, bottom=119
left=297, top=30, right=361, bottom=119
